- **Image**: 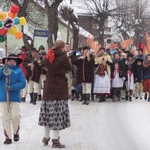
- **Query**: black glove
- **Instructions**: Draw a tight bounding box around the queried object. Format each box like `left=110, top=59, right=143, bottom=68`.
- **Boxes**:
left=5, top=85, right=12, bottom=92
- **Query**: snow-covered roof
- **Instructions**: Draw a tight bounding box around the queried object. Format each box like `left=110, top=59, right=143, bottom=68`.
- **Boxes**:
left=79, top=27, right=94, bottom=38
left=59, top=18, right=93, bottom=38
left=64, top=0, right=90, bottom=14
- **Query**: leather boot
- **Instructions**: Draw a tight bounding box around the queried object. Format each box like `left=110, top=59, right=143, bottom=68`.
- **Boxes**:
left=42, top=137, right=50, bottom=146
left=80, top=94, right=85, bottom=102
left=82, top=94, right=87, bottom=104
left=144, top=93, right=147, bottom=100
left=30, top=93, right=33, bottom=103
left=129, top=97, right=132, bottom=101
left=85, top=94, right=90, bottom=105
left=52, top=139, right=65, bottom=148
left=33, top=93, right=38, bottom=105
left=4, top=138, right=12, bottom=144
left=125, top=95, right=128, bottom=101
left=38, top=95, right=42, bottom=101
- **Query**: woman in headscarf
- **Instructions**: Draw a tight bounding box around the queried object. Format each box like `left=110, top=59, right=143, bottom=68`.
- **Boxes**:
left=38, top=40, right=72, bottom=148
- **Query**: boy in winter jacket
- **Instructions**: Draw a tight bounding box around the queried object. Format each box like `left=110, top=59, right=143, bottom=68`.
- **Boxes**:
left=0, top=54, right=26, bottom=144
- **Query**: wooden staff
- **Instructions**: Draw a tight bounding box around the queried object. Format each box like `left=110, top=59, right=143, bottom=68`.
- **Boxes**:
left=5, top=36, right=10, bottom=112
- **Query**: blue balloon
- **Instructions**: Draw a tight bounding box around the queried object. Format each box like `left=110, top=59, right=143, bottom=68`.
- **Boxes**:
left=14, top=18, right=19, bottom=25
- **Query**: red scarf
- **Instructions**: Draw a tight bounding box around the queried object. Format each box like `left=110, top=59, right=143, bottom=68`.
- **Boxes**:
left=45, top=49, right=55, bottom=63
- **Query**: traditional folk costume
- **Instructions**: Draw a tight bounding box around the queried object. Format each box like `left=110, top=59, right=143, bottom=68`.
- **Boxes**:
left=73, top=46, right=95, bottom=105
left=132, top=58, right=144, bottom=99
left=111, top=53, right=126, bottom=102
left=142, top=54, right=150, bottom=101
left=23, top=48, right=43, bottom=105
left=18, top=46, right=28, bottom=102
left=125, top=53, right=134, bottom=101
left=93, top=48, right=112, bottom=102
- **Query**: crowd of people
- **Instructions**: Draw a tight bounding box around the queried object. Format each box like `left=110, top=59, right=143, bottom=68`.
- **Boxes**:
left=0, top=40, right=150, bottom=148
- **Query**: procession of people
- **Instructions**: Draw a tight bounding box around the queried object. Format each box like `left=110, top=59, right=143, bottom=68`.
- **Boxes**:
left=0, top=39, right=150, bottom=148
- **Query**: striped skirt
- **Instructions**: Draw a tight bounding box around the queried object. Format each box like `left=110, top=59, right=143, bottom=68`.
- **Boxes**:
left=38, top=100, right=71, bottom=130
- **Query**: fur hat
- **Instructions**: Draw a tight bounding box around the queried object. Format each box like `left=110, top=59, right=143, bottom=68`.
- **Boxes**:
left=2, top=53, right=23, bottom=65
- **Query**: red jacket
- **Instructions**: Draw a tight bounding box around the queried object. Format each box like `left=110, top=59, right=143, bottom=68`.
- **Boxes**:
left=18, top=53, right=27, bottom=78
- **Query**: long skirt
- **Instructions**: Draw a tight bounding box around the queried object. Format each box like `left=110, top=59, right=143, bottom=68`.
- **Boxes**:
left=38, top=100, right=71, bottom=130
left=126, top=72, right=134, bottom=91
left=93, top=71, right=111, bottom=94
left=143, top=79, right=150, bottom=93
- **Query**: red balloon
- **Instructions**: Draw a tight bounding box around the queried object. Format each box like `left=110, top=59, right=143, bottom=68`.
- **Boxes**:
left=0, top=28, right=7, bottom=36
left=10, top=4, right=19, bottom=14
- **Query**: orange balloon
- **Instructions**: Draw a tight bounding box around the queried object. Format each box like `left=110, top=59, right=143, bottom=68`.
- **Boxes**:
left=15, top=31, right=23, bottom=39
left=8, top=11, right=16, bottom=19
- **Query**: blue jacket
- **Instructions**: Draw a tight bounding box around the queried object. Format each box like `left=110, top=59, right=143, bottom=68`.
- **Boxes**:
left=0, top=65, right=26, bottom=102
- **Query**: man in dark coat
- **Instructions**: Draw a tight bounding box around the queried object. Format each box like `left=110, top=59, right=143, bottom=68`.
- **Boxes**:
left=73, top=46, right=95, bottom=105
left=23, top=48, right=43, bottom=104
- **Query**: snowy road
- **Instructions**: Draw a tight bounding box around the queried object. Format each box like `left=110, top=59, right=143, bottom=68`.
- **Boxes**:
left=1, top=97, right=150, bottom=150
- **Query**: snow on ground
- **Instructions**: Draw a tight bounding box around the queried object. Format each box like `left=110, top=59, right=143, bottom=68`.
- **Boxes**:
left=1, top=95, right=150, bottom=150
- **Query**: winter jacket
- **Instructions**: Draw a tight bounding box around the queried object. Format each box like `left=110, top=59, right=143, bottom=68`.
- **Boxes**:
left=0, top=66, right=26, bottom=102
left=132, top=59, right=143, bottom=82
left=43, top=49, right=72, bottom=101
left=18, top=52, right=27, bottom=77
left=73, top=54, right=95, bottom=84
left=23, top=54, right=43, bottom=83
left=143, top=62, right=150, bottom=80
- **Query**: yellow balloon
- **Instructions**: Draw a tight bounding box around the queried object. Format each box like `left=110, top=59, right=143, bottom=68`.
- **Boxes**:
left=0, top=12, right=7, bottom=20
left=19, top=17, right=26, bottom=26
left=8, top=26, right=18, bottom=35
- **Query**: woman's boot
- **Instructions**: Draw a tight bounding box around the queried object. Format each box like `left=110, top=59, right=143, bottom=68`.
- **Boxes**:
left=42, top=137, right=50, bottom=146
left=52, top=139, right=65, bottom=148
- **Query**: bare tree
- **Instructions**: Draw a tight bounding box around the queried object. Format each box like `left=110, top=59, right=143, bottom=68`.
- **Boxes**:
left=112, top=0, right=150, bottom=45
left=59, top=4, right=79, bottom=49
left=43, top=0, right=63, bottom=48
left=84, top=0, right=115, bottom=45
